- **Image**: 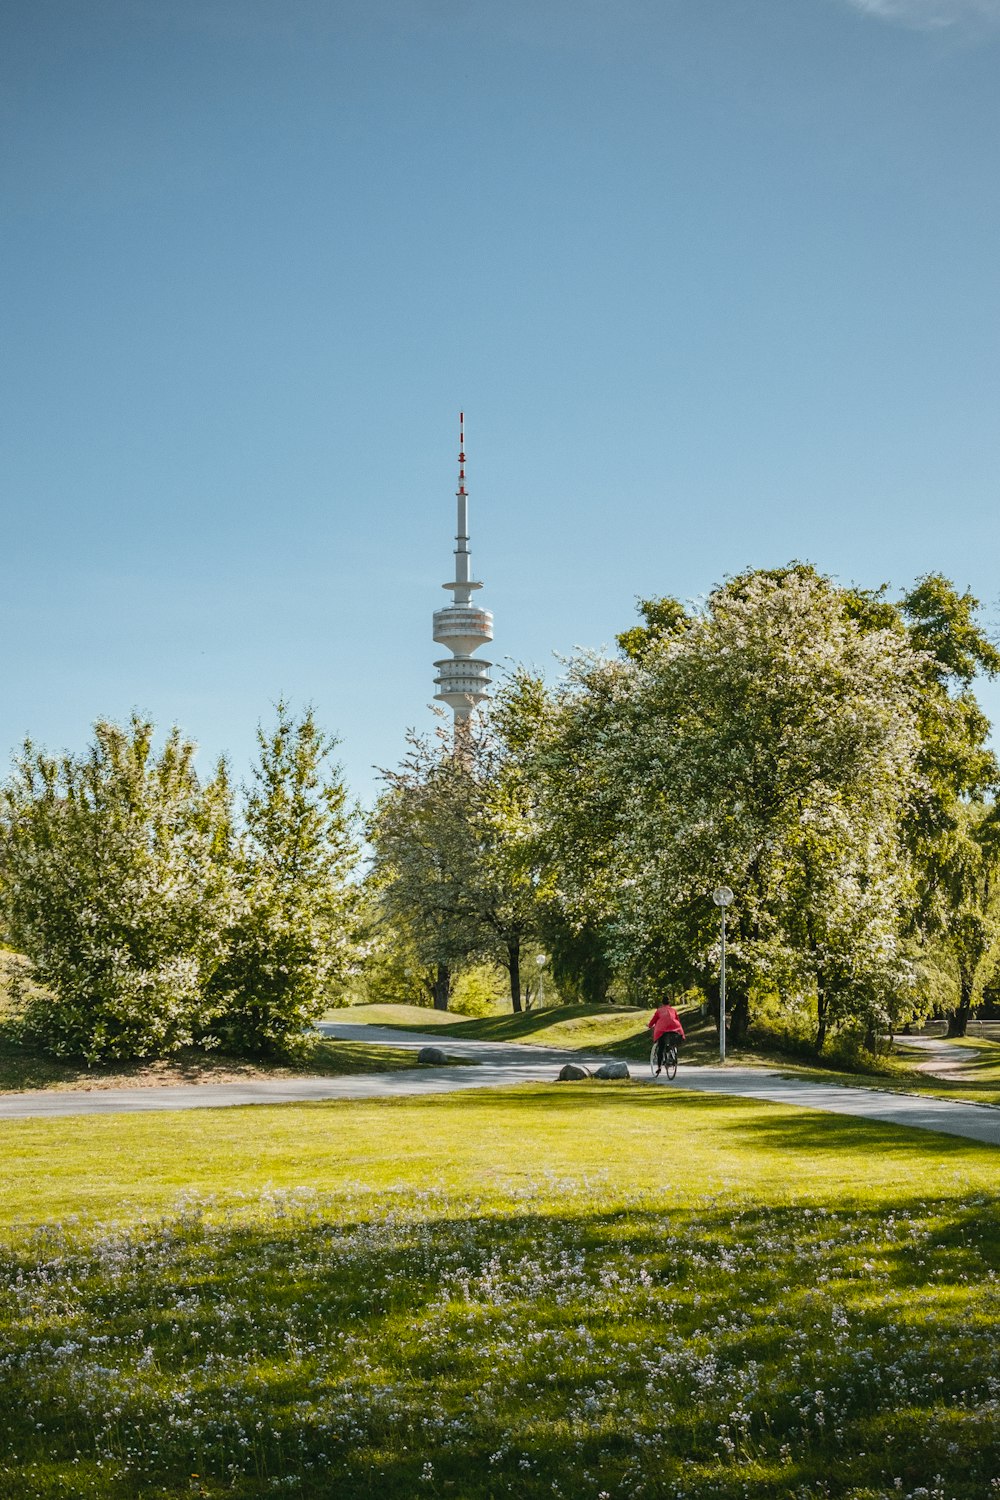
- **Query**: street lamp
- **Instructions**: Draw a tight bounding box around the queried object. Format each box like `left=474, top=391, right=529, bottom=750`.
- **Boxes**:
left=712, top=886, right=734, bottom=1063
left=535, top=953, right=547, bottom=1008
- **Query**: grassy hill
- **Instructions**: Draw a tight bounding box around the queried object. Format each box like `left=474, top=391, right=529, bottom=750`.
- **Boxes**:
left=329, top=1000, right=708, bottom=1059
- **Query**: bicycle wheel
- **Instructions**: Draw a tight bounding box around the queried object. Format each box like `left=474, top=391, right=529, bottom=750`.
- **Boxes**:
left=665, top=1046, right=678, bottom=1081
left=649, top=1041, right=660, bottom=1078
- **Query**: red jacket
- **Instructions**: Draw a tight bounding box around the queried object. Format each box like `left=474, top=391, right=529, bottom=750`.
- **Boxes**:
left=647, top=1004, right=685, bottom=1041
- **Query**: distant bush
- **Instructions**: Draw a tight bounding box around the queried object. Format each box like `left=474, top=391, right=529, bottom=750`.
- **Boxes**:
left=751, top=1013, right=896, bottom=1075
left=449, top=966, right=504, bottom=1017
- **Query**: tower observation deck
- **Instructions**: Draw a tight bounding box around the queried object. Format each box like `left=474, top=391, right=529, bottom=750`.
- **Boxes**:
left=433, top=413, right=493, bottom=722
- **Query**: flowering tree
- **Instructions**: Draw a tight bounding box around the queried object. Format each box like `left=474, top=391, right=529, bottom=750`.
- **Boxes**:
left=530, top=567, right=923, bottom=1048
left=0, top=717, right=235, bottom=1062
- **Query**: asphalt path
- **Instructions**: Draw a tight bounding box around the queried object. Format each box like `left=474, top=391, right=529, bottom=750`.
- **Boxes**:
left=0, top=1025, right=599, bottom=1120
left=892, top=1033, right=993, bottom=1074
left=0, top=1022, right=996, bottom=1147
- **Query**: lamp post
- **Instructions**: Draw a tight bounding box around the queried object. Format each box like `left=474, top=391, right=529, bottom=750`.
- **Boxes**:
left=535, top=953, right=547, bottom=1008
left=712, top=887, right=734, bottom=1063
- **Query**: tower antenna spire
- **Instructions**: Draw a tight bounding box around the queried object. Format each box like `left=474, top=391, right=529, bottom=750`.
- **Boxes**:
left=432, top=411, right=493, bottom=724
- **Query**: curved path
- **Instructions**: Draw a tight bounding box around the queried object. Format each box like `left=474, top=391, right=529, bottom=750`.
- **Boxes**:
left=0, top=1022, right=996, bottom=1147
left=892, top=1033, right=994, bottom=1076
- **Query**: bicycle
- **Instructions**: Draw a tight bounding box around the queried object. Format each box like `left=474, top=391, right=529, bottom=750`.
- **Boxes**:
left=649, top=1036, right=679, bottom=1081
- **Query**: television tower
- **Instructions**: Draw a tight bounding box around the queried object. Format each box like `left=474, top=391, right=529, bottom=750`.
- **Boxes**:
left=433, top=412, right=493, bottom=723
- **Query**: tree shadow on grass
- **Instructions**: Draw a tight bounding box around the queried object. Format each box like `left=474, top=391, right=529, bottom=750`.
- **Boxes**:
left=3, top=1171, right=999, bottom=1500
left=660, top=1087, right=1000, bottom=1157
left=350, top=1079, right=1000, bottom=1161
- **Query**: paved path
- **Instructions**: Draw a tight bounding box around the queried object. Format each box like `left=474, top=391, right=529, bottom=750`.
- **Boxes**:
left=0, top=1023, right=996, bottom=1147
left=892, top=1032, right=997, bottom=1077
left=0, top=1027, right=600, bottom=1121
left=893, top=1038, right=959, bottom=1074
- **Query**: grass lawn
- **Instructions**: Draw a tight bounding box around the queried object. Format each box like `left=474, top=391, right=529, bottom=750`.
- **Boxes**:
left=329, top=1003, right=472, bottom=1028
left=893, top=1035, right=1000, bottom=1109
left=0, top=1034, right=461, bottom=1094
left=1, top=1086, right=998, bottom=1498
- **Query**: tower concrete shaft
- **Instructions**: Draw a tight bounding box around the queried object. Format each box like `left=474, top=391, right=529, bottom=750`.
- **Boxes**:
left=433, top=412, right=493, bottom=722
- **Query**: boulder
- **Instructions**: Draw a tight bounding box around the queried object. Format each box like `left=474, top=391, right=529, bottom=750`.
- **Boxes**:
left=417, top=1046, right=448, bottom=1065
left=557, top=1062, right=591, bottom=1081
left=593, top=1060, right=631, bottom=1081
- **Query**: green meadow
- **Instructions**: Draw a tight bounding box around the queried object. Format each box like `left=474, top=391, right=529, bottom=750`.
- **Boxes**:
left=1, top=1086, right=998, bottom=1499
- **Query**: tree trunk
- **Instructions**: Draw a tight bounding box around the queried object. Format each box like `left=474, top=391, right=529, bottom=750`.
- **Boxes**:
left=815, top=989, right=828, bottom=1055
left=728, top=993, right=750, bottom=1046
left=432, top=963, right=451, bottom=1011
left=508, top=941, right=522, bottom=1013
left=947, top=1001, right=971, bottom=1036
left=947, top=970, right=974, bottom=1037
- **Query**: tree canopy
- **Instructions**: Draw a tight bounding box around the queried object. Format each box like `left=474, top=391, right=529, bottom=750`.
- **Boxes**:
left=1, top=565, right=996, bottom=1058
left=0, top=707, right=359, bottom=1062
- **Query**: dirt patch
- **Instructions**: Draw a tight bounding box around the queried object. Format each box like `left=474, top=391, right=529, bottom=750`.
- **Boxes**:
left=0, top=1037, right=436, bottom=1094
left=0, top=1048, right=323, bottom=1094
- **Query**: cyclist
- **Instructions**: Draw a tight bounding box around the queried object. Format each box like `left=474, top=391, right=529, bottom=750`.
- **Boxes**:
left=647, top=1002, right=685, bottom=1075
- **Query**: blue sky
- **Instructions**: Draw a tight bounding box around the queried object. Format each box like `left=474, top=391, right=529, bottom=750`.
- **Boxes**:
left=2, top=0, right=998, bottom=806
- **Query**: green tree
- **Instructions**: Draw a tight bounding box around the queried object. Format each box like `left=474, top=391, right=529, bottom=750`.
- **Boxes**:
left=0, top=717, right=234, bottom=1063
left=536, top=904, right=614, bottom=1005
left=209, top=703, right=359, bottom=1052
left=367, top=733, right=482, bottom=1010
left=369, top=710, right=544, bottom=1013
left=902, top=574, right=1000, bottom=685
left=775, top=805, right=913, bottom=1052
left=469, top=703, right=548, bottom=1012
left=921, top=802, right=1000, bottom=1036
left=899, top=576, right=1000, bottom=1033
left=531, top=567, right=922, bottom=1047
left=348, top=889, right=441, bottom=1009
left=492, top=668, right=617, bottom=1006
left=616, top=595, right=690, bottom=663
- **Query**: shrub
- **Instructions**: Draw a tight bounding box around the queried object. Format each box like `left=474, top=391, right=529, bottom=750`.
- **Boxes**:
left=0, top=719, right=234, bottom=1063
left=449, top=965, right=503, bottom=1017
left=207, top=703, right=359, bottom=1053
